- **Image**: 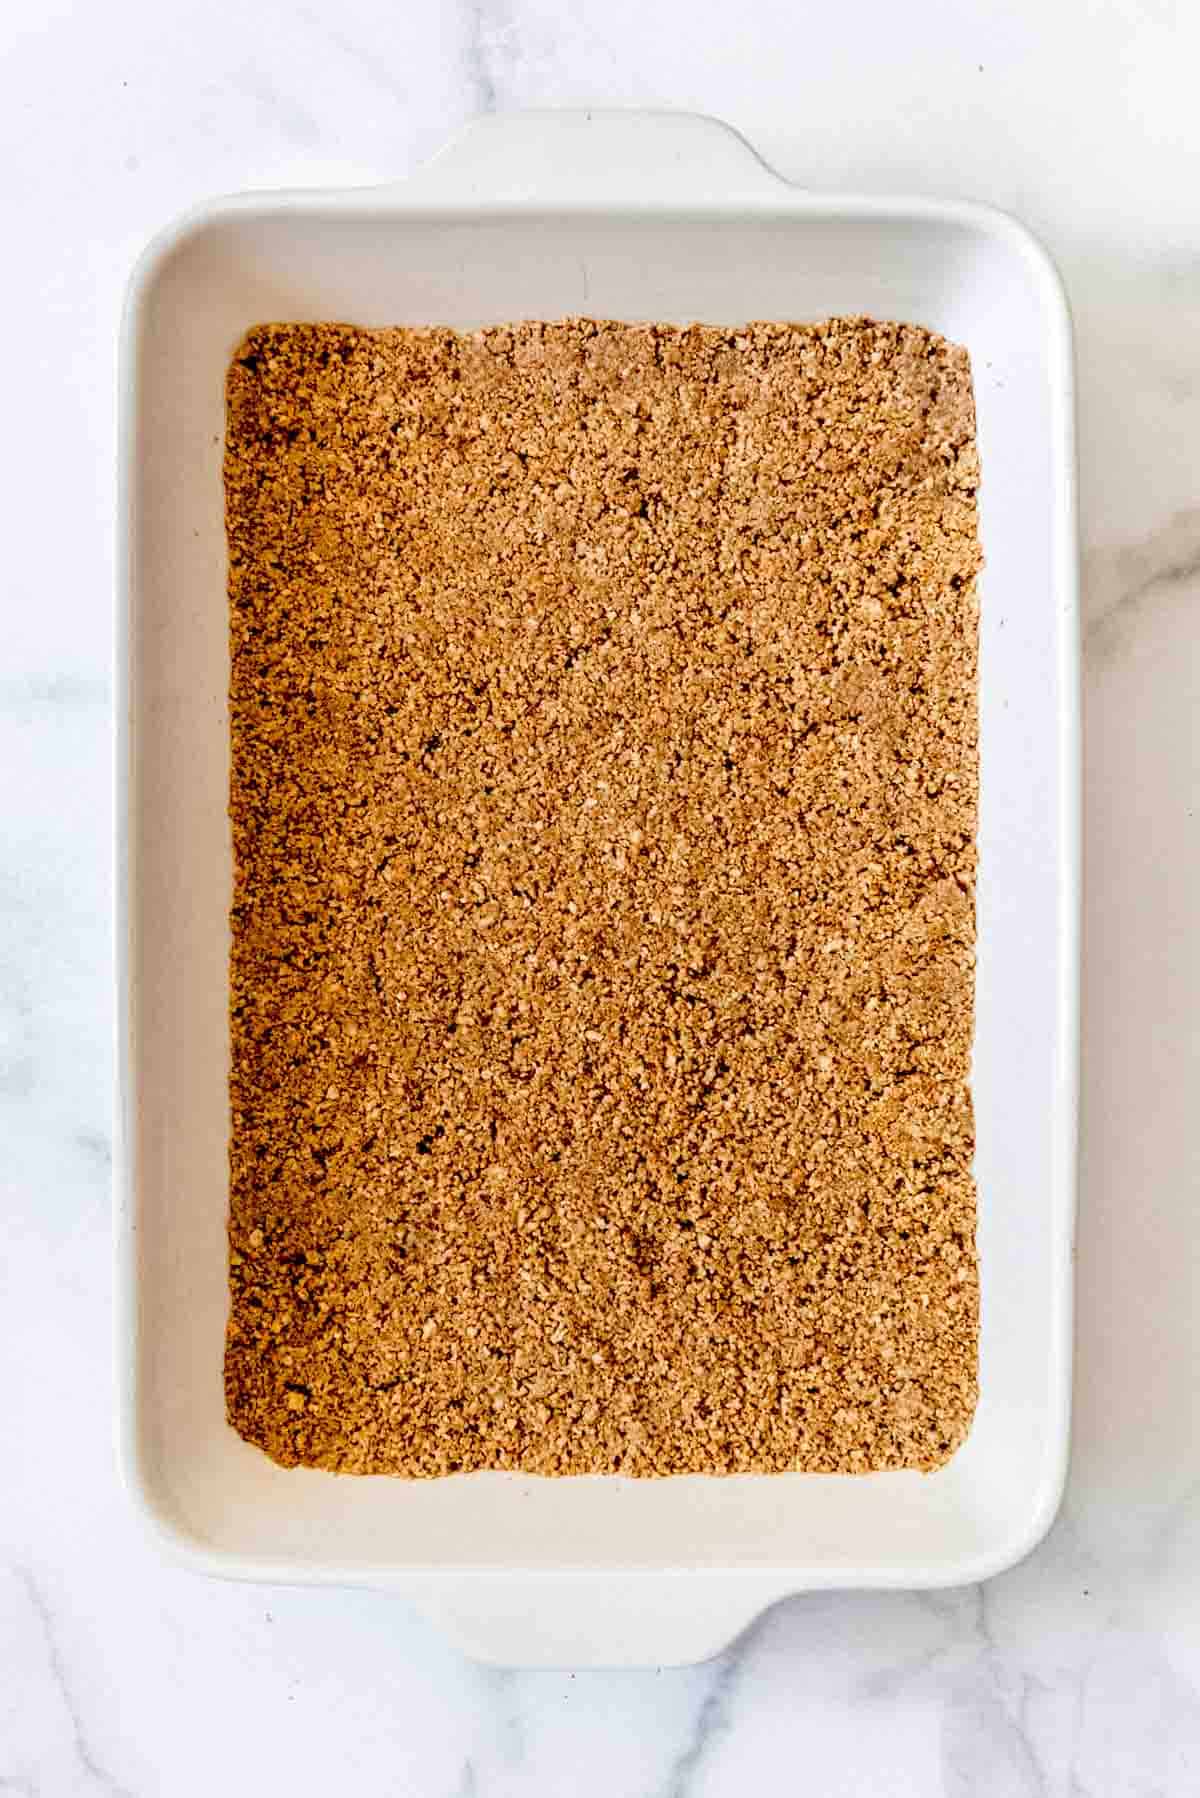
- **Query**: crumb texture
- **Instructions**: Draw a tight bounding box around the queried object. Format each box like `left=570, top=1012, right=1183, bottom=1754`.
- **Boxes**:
left=224, top=316, right=981, bottom=1477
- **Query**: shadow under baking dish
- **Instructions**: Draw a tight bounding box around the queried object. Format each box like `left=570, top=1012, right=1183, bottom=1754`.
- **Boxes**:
left=117, top=110, right=1078, bottom=1666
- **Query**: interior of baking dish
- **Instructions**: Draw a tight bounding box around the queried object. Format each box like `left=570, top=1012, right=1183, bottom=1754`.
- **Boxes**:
left=119, top=113, right=1077, bottom=1665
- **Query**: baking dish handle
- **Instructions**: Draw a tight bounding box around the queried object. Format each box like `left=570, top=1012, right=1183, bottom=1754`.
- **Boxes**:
left=398, top=108, right=791, bottom=209
left=402, top=1569, right=782, bottom=1669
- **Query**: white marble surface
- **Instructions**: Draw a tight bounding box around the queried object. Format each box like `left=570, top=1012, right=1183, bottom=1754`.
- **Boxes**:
left=3, top=0, right=1200, bottom=1789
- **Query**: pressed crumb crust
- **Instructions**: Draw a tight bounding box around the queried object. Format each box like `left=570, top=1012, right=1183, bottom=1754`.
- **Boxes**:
left=223, top=316, right=981, bottom=1477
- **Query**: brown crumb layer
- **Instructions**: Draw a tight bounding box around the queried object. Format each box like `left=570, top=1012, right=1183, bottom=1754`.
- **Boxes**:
left=224, top=316, right=981, bottom=1478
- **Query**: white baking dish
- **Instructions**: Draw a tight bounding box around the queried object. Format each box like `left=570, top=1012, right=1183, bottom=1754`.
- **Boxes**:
left=116, top=109, right=1079, bottom=1668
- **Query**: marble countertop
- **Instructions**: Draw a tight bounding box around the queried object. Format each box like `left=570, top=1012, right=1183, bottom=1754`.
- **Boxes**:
left=4, top=0, right=1199, bottom=1790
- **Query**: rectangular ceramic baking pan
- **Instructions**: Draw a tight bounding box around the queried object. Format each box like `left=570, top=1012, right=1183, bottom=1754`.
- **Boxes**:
left=117, top=109, right=1079, bottom=1668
